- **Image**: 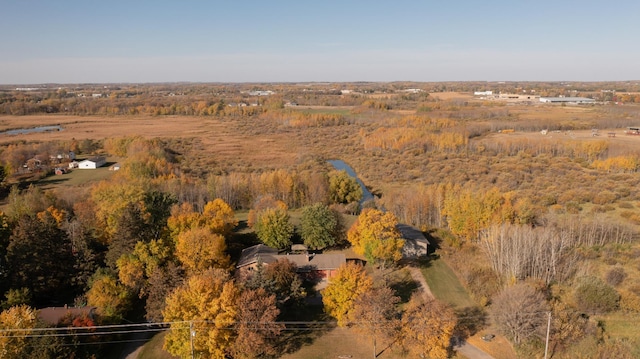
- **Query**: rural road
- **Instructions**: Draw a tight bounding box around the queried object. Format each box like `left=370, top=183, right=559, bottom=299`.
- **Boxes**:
left=407, top=266, right=496, bottom=359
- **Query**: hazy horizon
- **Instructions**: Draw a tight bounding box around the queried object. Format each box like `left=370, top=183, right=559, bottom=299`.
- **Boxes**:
left=2, top=0, right=639, bottom=84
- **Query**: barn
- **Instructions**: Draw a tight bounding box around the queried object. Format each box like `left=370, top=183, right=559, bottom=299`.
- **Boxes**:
left=78, top=156, right=106, bottom=169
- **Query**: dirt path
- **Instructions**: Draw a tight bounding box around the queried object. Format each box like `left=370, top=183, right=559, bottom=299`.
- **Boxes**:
left=407, top=266, right=495, bottom=359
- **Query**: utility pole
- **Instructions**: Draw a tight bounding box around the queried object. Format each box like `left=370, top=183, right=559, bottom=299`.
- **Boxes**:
left=544, top=311, right=551, bottom=359
left=190, top=321, right=195, bottom=359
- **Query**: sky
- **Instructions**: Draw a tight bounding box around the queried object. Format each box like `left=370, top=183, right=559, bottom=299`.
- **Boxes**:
left=1, top=0, right=639, bottom=84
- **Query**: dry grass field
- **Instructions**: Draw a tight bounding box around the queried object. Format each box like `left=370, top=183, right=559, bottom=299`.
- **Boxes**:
left=0, top=115, right=301, bottom=169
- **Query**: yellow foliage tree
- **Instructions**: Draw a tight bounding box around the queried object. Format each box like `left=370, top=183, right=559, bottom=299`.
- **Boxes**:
left=347, top=208, right=404, bottom=266
left=163, top=269, right=239, bottom=359
left=86, top=272, right=132, bottom=321
left=401, top=296, right=457, bottom=359
left=0, top=305, right=37, bottom=359
left=175, top=227, right=230, bottom=273
left=167, top=199, right=237, bottom=240
left=322, top=263, right=373, bottom=326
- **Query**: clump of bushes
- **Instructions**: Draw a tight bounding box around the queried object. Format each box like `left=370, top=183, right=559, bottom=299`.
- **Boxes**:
left=605, top=266, right=627, bottom=287
left=573, top=276, right=620, bottom=314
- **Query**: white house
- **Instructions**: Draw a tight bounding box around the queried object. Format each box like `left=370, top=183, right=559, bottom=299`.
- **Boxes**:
left=78, top=156, right=106, bottom=169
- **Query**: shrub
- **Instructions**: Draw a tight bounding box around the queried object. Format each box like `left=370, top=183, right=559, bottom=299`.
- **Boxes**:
left=619, top=289, right=640, bottom=312
left=605, top=267, right=627, bottom=287
left=592, top=190, right=617, bottom=205
left=573, top=276, right=620, bottom=314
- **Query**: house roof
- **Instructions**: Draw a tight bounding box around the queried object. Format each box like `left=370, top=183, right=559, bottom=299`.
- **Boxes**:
left=38, top=306, right=96, bottom=326
left=236, top=244, right=346, bottom=272
left=80, top=156, right=106, bottom=164
left=397, top=224, right=430, bottom=245
left=281, top=253, right=346, bottom=272
left=237, top=244, right=279, bottom=268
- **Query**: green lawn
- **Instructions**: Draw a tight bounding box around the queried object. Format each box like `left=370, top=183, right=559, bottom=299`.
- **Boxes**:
left=36, top=159, right=119, bottom=190
left=595, top=312, right=640, bottom=355
left=138, top=331, right=178, bottom=359
left=421, top=256, right=476, bottom=309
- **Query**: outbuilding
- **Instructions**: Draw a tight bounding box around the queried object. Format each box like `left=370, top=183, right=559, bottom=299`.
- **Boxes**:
left=78, top=156, right=106, bottom=169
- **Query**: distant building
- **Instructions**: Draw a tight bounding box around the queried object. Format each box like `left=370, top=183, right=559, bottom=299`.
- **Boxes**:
left=474, top=91, right=493, bottom=96
left=78, top=156, right=106, bottom=169
left=539, top=97, right=595, bottom=104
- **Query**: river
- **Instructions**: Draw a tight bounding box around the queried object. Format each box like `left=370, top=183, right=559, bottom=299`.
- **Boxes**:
left=327, top=160, right=374, bottom=204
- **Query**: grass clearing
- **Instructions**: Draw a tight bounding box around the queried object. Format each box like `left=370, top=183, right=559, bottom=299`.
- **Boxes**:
left=137, top=331, right=178, bottom=359
left=421, top=256, right=476, bottom=309
left=592, top=312, right=640, bottom=357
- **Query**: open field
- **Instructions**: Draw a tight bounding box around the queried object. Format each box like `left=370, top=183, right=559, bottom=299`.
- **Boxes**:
left=0, top=115, right=301, bottom=169
left=421, top=257, right=476, bottom=309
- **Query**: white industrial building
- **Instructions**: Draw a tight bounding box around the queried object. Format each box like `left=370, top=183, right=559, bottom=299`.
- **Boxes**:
left=539, top=97, right=595, bottom=104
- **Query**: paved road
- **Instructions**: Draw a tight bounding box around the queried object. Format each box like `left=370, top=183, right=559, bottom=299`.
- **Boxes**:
left=407, top=266, right=495, bottom=359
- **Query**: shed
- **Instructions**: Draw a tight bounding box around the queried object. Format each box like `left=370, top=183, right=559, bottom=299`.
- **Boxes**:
left=78, top=156, right=106, bottom=169
left=397, top=224, right=429, bottom=258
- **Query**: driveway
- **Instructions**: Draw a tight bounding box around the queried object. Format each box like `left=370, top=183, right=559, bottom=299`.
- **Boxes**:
left=407, top=266, right=495, bottom=359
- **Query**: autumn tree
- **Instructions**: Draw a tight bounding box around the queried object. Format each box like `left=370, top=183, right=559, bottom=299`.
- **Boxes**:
left=490, top=283, right=549, bottom=345
left=175, top=227, right=231, bottom=273
left=347, top=208, right=404, bottom=267
left=86, top=270, right=133, bottom=322
left=163, top=268, right=239, bottom=359
left=246, top=259, right=306, bottom=308
left=230, top=288, right=284, bottom=359
left=323, top=263, right=373, bottom=326
left=254, top=208, right=293, bottom=249
left=0, top=305, right=37, bottom=359
left=401, top=295, right=457, bottom=359
left=300, top=203, right=340, bottom=250
left=167, top=199, right=237, bottom=240
left=349, top=285, right=400, bottom=357
left=145, top=263, right=184, bottom=322
left=328, top=170, right=363, bottom=204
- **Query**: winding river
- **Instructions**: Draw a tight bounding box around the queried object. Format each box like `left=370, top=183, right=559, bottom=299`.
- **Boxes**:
left=328, top=159, right=374, bottom=204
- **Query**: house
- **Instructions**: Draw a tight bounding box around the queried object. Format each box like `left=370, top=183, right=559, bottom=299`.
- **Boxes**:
left=397, top=224, right=429, bottom=258
left=38, top=306, right=96, bottom=326
left=78, top=156, right=106, bottom=169
left=236, top=244, right=346, bottom=283
left=54, top=167, right=67, bottom=175
left=68, top=161, right=79, bottom=169
left=109, top=163, right=121, bottom=171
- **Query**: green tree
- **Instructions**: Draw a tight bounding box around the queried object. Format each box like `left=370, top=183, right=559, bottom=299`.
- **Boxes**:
left=322, top=263, right=373, bottom=326
left=347, top=208, right=404, bottom=267
left=163, top=268, right=239, bottom=359
left=6, top=215, right=76, bottom=305
left=328, top=170, right=363, bottom=204
left=300, top=203, right=340, bottom=250
left=574, top=276, right=620, bottom=314
left=254, top=208, right=293, bottom=249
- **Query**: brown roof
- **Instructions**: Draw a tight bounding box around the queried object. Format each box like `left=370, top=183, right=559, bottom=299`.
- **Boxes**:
left=237, top=244, right=346, bottom=272
left=38, top=306, right=96, bottom=326
left=280, top=253, right=346, bottom=272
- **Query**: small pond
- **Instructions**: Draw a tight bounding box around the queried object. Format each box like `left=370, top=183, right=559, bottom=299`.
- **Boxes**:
left=328, top=159, right=374, bottom=204
left=1, top=125, right=63, bottom=135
